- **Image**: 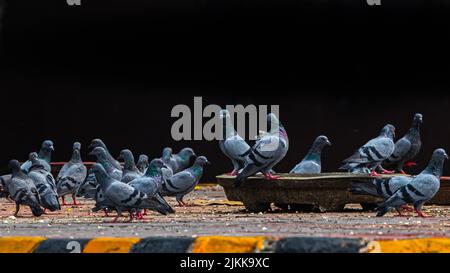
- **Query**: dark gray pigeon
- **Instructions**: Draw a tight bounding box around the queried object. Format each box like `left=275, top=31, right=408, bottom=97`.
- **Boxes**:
left=89, top=147, right=123, bottom=180
left=219, top=109, right=251, bottom=176
left=91, top=163, right=174, bottom=222
left=235, top=113, right=289, bottom=186
left=160, top=147, right=175, bottom=180
left=171, top=147, right=197, bottom=174
left=290, top=135, right=331, bottom=174
left=75, top=171, right=98, bottom=199
left=0, top=174, right=11, bottom=199
left=56, top=142, right=87, bottom=206
left=88, top=139, right=122, bottom=170
left=21, top=140, right=54, bottom=173
left=382, top=113, right=423, bottom=174
left=118, top=149, right=143, bottom=183
left=161, top=156, right=210, bottom=206
left=340, top=124, right=396, bottom=175
left=136, top=154, right=149, bottom=173
left=6, top=160, right=44, bottom=217
left=28, top=153, right=60, bottom=212
left=350, top=175, right=413, bottom=199
left=376, top=148, right=448, bottom=217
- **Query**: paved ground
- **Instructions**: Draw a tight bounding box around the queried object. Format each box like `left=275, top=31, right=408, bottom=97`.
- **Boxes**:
left=0, top=185, right=449, bottom=240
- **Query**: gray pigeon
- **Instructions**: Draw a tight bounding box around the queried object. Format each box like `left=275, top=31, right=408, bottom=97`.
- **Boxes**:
left=89, top=147, right=123, bottom=180
left=88, top=139, right=122, bottom=170
left=91, top=163, right=174, bottom=222
left=136, top=154, right=149, bottom=173
left=219, top=109, right=251, bottom=176
left=376, top=148, right=448, bottom=217
left=21, top=140, right=54, bottom=173
left=171, top=147, right=197, bottom=173
left=350, top=175, right=413, bottom=199
left=56, top=142, right=87, bottom=206
left=28, top=153, right=60, bottom=212
left=6, top=160, right=44, bottom=217
left=290, top=135, right=331, bottom=174
left=128, top=159, right=175, bottom=217
left=382, top=113, right=423, bottom=174
left=235, top=113, right=289, bottom=186
left=0, top=174, right=11, bottom=199
left=161, top=156, right=210, bottom=206
left=118, top=149, right=143, bottom=183
left=340, top=124, right=396, bottom=175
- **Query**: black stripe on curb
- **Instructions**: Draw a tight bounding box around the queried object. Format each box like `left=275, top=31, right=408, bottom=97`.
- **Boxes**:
left=273, top=237, right=367, bottom=253
left=130, top=237, right=195, bottom=253
left=34, top=239, right=91, bottom=253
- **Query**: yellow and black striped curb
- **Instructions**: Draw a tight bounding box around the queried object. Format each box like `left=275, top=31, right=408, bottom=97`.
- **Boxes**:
left=0, top=236, right=448, bottom=253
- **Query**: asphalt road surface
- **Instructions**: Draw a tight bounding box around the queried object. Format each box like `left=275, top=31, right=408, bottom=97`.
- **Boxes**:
left=0, top=185, right=449, bottom=239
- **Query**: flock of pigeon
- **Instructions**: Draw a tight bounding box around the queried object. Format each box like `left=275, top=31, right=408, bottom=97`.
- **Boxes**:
left=220, top=111, right=447, bottom=217
left=0, top=139, right=208, bottom=222
left=0, top=111, right=447, bottom=221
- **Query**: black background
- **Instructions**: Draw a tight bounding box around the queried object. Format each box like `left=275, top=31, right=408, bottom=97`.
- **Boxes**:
left=0, top=0, right=449, bottom=181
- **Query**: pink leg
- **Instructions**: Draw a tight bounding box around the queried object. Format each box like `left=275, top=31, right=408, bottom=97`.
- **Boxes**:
left=264, top=173, right=280, bottom=180
left=415, top=208, right=428, bottom=218
left=71, top=196, right=78, bottom=206
left=379, top=167, right=395, bottom=174
left=369, top=170, right=380, bottom=177
left=61, top=196, right=68, bottom=206
left=226, top=170, right=238, bottom=176
left=404, top=162, right=417, bottom=167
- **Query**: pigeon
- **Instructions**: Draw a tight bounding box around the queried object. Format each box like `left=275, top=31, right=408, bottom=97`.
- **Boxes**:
left=161, top=156, right=210, bottom=206
left=28, top=153, right=60, bottom=212
left=21, top=140, right=54, bottom=173
left=382, top=113, right=423, bottom=174
left=89, top=147, right=123, bottom=180
left=128, top=159, right=175, bottom=217
left=235, top=113, right=289, bottom=186
left=91, top=163, right=174, bottom=222
left=290, top=135, right=331, bottom=174
left=375, top=148, right=448, bottom=217
left=350, top=176, right=413, bottom=199
left=6, top=160, right=44, bottom=217
left=136, top=154, right=149, bottom=173
left=340, top=124, right=396, bottom=176
left=118, top=149, right=143, bottom=183
left=56, top=142, right=87, bottom=206
left=0, top=175, right=11, bottom=199
left=88, top=139, right=122, bottom=170
left=218, top=109, right=251, bottom=176
left=171, top=147, right=197, bottom=174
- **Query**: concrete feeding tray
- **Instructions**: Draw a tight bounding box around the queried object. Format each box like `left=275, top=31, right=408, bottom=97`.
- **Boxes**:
left=216, top=173, right=450, bottom=212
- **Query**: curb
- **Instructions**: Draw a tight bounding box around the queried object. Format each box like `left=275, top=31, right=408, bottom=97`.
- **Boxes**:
left=0, top=236, right=448, bottom=253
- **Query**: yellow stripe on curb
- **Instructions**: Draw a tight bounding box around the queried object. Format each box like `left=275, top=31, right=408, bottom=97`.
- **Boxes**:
left=192, top=236, right=266, bottom=253
left=83, top=237, right=141, bottom=253
left=370, top=238, right=450, bottom=253
left=0, top=236, right=46, bottom=253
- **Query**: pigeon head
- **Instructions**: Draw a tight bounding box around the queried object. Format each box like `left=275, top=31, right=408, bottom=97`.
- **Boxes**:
left=412, top=113, right=423, bottom=127
left=380, top=124, right=395, bottom=139
left=315, top=135, right=332, bottom=147
left=29, top=152, right=39, bottom=161
left=117, top=149, right=133, bottom=161
left=194, top=156, right=211, bottom=166
left=8, top=159, right=21, bottom=172
left=219, top=109, right=231, bottom=119
left=162, top=147, right=173, bottom=157
left=425, top=148, right=448, bottom=177
left=432, top=148, right=448, bottom=160
left=149, top=158, right=168, bottom=170
left=90, top=163, right=109, bottom=185
left=29, top=152, right=44, bottom=170
left=89, top=147, right=108, bottom=159
left=138, top=154, right=149, bottom=164
left=41, top=140, right=54, bottom=151
left=73, top=142, right=81, bottom=151
left=88, top=138, right=106, bottom=150
left=178, top=147, right=196, bottom=161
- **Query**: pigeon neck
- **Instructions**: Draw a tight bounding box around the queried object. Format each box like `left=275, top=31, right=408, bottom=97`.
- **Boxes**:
left=38, top=149, right=52, bottom=162
left=70, top=149, right=82, bottom=163
left=222, top=116, right=236, bottom=139
left=424, top=157, right=445, bottom=177
left=94, top=171, right=111, bottom=190
left=190, top=164, right=204, bottom=177
left=407, top=122, right=421, bottom=138
left=304, top=145, right=322, bottom=162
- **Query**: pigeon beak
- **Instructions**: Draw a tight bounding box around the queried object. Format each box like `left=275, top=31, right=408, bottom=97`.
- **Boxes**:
left=326, top=140, right=332, bottom=146
left=50, top=146, right=55, bottom=151
left=206, top=160, right=211, bottom=165
left=445, top=153, right=449, bottom=160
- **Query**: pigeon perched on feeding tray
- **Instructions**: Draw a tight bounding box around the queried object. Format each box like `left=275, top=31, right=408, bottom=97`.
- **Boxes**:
left=234, top=113, right=289, bottom=186
left=382, top=113, right=423, bottom=174
left=290, top=135, right=331, bottom=174
left=218, top=109, right=251, bottom=176
left=375, top=148, right=448, bottom=217
left=340, top=124, right=395, bottom=176
left=56, top=142, right=87, bottom=206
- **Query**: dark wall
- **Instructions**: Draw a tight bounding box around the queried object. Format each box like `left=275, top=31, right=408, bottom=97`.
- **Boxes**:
left=1, top=1, right=450, bottom=181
